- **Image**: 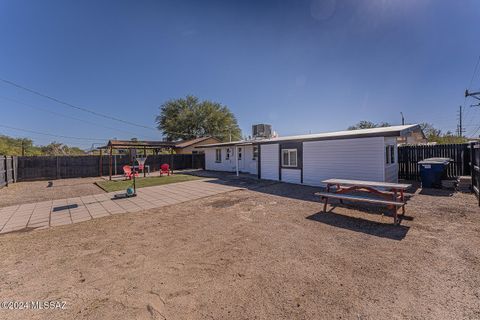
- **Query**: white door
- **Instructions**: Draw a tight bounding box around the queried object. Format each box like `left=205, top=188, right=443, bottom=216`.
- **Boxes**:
left=237, top=147, right=245, bottom=171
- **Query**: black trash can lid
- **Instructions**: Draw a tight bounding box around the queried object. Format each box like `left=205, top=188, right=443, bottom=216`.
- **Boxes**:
left=418, top=157, right=452, bottom=165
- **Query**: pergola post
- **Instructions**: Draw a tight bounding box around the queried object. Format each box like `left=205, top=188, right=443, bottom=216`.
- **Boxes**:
left=170, top=147, right=173, bottom=174
left=109, top=146, right=113, bottom=181
left=143, top=146, right=147, bottom=177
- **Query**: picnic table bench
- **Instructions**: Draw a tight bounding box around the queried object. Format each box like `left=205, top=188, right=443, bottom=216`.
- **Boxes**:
left=315, top=179, right=411, bottom=225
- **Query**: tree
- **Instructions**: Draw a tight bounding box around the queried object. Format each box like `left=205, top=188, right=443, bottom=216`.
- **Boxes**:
left=419, top=122, right=467, bottom=144
left=0, top=135, right=86, bottom=156
left=156, top=95, right=242, bottom=142
left=348, top=121, right=391, bottom=130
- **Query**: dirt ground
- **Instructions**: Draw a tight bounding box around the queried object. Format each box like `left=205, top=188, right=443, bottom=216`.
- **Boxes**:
left=0, top=179, right=479, bottom=320
left=0, top=178, right=104, bottom=207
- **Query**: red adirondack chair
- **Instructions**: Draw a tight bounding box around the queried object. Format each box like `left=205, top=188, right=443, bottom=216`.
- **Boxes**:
left=123, top=165, right=139, bottom=180
left=160, top=163, right=170, bottom=176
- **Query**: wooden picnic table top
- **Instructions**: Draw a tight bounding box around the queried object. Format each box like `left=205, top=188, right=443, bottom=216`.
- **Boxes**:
left=322, top=179, right=411, bottom=190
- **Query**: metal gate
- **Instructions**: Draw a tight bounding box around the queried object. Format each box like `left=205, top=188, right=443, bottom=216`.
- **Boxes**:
left=471, top=142, right=480, bottom=206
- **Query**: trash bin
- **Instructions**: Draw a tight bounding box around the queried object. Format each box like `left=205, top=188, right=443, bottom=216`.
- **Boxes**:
left=418, top=158, right=452, bottom=188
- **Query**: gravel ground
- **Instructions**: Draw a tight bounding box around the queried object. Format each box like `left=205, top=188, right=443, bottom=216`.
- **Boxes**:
left=0, top=180, right=479, bottom=319
left=0, top=178, right=104, bottom=208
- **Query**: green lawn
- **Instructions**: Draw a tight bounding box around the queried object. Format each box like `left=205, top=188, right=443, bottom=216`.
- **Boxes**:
left=95, top=174, right=203, bottom=192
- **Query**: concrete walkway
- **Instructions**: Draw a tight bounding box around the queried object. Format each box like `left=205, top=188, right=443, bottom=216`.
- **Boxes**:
left=0, top=179, right=240, bottom=234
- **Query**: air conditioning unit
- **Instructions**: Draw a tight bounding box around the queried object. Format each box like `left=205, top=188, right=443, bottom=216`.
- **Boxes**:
left=252, top=124, right=272, bottom=139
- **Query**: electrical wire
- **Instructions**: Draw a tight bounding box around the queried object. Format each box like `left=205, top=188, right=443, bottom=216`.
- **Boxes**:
left=0, top=77, right=157, bottom=131
left=0, top=124, right=107, bottom=141
left=0, top=95, right=159, bottom=140
left=0, top=77, right=239, bottom=140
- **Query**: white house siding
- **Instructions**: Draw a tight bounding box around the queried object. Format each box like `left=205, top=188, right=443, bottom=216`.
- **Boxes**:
left=303, top=137, right=385, bottom=186
left=281, top=168, right=301, bottom=184
left=204, top=147, right=236, bottom=172
left=260, top=143, right=279, bottom=181
left=384, top=137, right=398, bottom=183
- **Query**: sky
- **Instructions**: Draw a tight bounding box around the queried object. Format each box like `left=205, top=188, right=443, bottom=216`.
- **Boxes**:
left=1, top=0, right=480, bottom=149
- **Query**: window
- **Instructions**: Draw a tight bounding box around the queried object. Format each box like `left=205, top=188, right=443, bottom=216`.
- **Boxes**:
left=226, top=148, right=230, bottom=160
left=282, top=149, right=297, bottom=167
left=252, top=146, right=258, bottom=160
left=386, top=145, right=395, bottom=164
left=215, top=149, right=222, bottom=163
left=238, top=147, right=242, bottom=160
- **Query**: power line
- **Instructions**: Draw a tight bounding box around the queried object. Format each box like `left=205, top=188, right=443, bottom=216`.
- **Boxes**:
left=462, top=56, right=480, bottom=134
left=0, top=95, right=159, bottom=140
left=0, top=78, right=239, bottom=140
left=0, top=77, right=157, bottom=131
left=0, top=124, right=107, bottom=141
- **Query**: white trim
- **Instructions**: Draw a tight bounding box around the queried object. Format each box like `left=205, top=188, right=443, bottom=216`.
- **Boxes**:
left=281, top=149, right=298, bottom=167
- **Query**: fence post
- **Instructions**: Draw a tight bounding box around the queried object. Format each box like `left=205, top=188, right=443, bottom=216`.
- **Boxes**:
left=56, top=156, right=59, bottom=179
left=4, top=156, right=8, bottom=187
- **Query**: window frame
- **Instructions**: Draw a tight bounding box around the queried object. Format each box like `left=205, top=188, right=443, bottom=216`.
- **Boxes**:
left=385, top=145, right=395, bottom=165
left=226, top=148, right=230, bottom=160
left=281, top=149, right=298, bottom=168
left=215, top=148, right=222, bottom=163
left=237, top=147, right=242, bottom=160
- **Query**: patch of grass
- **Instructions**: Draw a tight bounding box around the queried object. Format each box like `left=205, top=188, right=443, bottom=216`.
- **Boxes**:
left=95, top=174, right=203, bottom=192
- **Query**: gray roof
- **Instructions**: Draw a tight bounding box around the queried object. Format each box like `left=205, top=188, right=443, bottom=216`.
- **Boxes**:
left=196, top=124, right=423, bottom=148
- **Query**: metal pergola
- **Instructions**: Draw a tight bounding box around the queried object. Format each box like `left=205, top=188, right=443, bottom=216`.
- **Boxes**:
left=98, top=140, right=177, bottom=180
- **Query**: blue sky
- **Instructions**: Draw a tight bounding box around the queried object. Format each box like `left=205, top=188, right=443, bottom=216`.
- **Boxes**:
left=1, top=0, right=480, bottom=148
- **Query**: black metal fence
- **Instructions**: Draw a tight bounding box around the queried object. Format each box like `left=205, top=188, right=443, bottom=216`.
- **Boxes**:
left=471, top=142, right=480, bottom=205
left=0, top=156, right=17, bottom=188
left=398, top=144, right=470, bottom=180
left=16, top=154, right=205, bottom=181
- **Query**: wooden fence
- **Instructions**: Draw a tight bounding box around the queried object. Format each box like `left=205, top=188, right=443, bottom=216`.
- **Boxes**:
left=0, top=156, right=18, bottom=188
left=16, top=154, right=205, bottom=181
left=471, top=142, right=480, bottom=205
left=398, top=144, right=470, bottom=180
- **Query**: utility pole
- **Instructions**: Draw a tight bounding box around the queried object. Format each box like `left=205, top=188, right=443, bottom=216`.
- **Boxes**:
left=400, top=112, right=405, bottom=125
left=457, top=105, right=464, bottom=137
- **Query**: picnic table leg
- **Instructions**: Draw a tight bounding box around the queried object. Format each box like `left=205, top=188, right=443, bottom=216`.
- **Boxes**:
left=393, top=206, right=399, bottom=225
left=323, top=184, right=331, bottom=212
left=400, top=190, right=405, bottom=215
left=336, top=184, right=343, bottom=204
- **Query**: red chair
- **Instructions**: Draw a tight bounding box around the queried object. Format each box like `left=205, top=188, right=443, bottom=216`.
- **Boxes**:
left=160, top=164, right=171, bottom=176
left=123, top=165, right=139, bottom=180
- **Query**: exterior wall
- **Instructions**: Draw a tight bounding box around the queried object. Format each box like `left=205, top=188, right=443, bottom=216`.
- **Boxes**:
left=260, top=143, right=279, bottom=180
left=384, top=137, right=398, bottom=183
left=302, top=137, right=386, bottom=186
left=204, top=145, right=257, bottom=174
left=281, top=168, right=301, bottom=184
left=204, top=147, right=236, bottom=172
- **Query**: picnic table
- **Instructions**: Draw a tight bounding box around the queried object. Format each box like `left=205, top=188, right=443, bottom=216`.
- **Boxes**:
left=315, top=179, right=411, bottom=225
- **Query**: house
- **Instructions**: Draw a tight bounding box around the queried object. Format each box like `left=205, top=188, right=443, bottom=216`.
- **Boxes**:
left=173, top=136, right=221, bottom=154
left=197, top=124, right=425, bottom=186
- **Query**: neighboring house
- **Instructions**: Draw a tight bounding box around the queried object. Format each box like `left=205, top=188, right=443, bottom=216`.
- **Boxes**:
left=173, top=136, right=221, bottom=154
left=197, top=125, right=425, bottom=186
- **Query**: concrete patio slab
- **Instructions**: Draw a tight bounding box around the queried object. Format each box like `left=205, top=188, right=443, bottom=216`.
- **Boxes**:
left=0, top=179, right=240, bottom=234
